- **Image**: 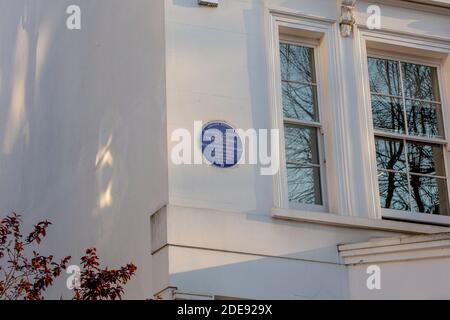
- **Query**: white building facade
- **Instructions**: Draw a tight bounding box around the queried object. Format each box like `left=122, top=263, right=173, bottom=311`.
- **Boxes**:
left=156, top=0, right=450, bottom=300
left=1, top=0, right=450, bottom=300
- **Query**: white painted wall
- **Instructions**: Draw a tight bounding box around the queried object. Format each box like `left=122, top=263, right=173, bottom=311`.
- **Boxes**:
left=162, top=0, right=450, bottom=299
left=1, top=0, right=449, bottom=300
left=348, top=258, right=450, bottom=299
left=341, top=234, right=450, bottom=299
left=0, top=0, right=167, bottom=299
left=166, top=0, right=273, bottom=214
left=152, top=205, right=405, bottom=299
left=166, top=0, right=450, bottom=216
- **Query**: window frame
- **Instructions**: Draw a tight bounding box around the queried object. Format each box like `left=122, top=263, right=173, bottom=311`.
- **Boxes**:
left=278, top=38, right=328, bottom=212
left=266, top=11, right=353, bottom=217
left=266, top=9, right=450, bottom=230
left=363, top=48, right=450, bottom=225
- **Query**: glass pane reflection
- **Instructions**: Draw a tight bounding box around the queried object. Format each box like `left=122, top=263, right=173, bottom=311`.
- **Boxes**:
left=378, top=171, right=410, bottom=211
left=287, top=164, right=322, bottom=205
left=280, top=43, right=315, bottom=83
left=282, top=83, right=318, bottom=122
left=368, top=57, right=402, bottom=96
left=371, top=95, right=405, bottom=134
left=406, top=100, right=443, bottom=139
left=410, top=175, right=449, bottom=215
left=402, top=63, right=440, bottom=102
left=375, top=138, right=407, bottom=172
left=408, top=142, right=445, bottom=177
left=368, top=57, right=449, bottom=216
left=284, top=125, right=319, bottom=165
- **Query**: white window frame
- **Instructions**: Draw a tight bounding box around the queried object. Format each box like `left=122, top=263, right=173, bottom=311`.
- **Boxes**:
left=278, top=38, right=328, bottom=212
left=265, top=10, right=353, bottom=216
left=356, top=29, right=450, bottom=226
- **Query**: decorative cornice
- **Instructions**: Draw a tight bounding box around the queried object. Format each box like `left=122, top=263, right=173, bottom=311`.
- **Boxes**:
left=340, top=0, right=357, bottom=37
left=339, top=233, right=450, bottom=265
left=375, top=0, right=450, bottom=15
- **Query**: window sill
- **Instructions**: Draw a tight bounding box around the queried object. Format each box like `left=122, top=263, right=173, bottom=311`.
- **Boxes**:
left=383, top=209, right=450, bottom=226
left=271, top=208, right=450, bottom=235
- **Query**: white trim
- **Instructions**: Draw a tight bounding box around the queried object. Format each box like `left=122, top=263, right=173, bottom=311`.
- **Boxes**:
left=366, top=0, right=450, bottom=16
left=174, top=292, right=215, bottom=301
left=280, top=40, right=329, bottom=212
left=354, top=27, right=382, bottom=219
left=267, top=7, right=337, bottom=24
left=284, top=118, right=321, bottom=128
left=270, top=15, right=328, bottom=211
left=280, top=34, right=320, bottom=48
left=437, top=59, right=450, bottom=152
left=265, top=8, right=353, bottom=216
left=265, top=10, right=284, bottom=209
left=339, top=232, right=450, bottom=250
left=271, top=207, right=450, bottom=234
left=356, top=27, right=450, bottom=225
left=339, top=233, right=450, bottom=265
left=373, top=130, right=447, bottom=145
left=383, top=209, right=450, bottom=226
left=367, top=49, right=444, bottom=67
left=155, top=287, right=215, bottom=301
left=357, top=25, right=450, bottom=48
left=328, top=22, right=354, bottom=217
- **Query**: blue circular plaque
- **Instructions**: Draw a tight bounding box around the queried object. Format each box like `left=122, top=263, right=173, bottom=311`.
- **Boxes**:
left=201, top=121, right=243, bottom=168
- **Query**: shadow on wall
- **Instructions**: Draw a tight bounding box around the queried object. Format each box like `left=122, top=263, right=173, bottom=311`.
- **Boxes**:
left=0, top=0, right=101, bottom=262
left=166, top=246, right=350, bottom=300
left=0, top=0, right=167, bottom=299
left=0, top=0, right=53, bottom=167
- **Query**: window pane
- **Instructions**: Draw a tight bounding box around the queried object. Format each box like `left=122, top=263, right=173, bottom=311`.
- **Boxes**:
left=371, top=95, right=405, bottom=134
left=406, top=99, right=444, bottom=139
left=375, top=138, right=406, bottom=172
left=287, top=164, right=322, bottom=205
left=378, top=171, right=410, bottom=211
left=282, top=82, right=318, bottom=122
left=368, top=58, right=449, bottom=216
left=409, top=175, right=449, bottom=215
left=284, top=125, right=319, bottom=165
left=402, top=63, right=440, bottom=102
left=407, top=142, right=445, bottom=176
left=368, top=57, right=401, bottom=96
left=280, top=43, right=315, bottom=83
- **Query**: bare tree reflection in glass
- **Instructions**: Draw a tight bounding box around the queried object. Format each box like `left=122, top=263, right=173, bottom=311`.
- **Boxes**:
left=368, top=57, right=449, bottom=216
left=280, top=43, right=323, bottom=206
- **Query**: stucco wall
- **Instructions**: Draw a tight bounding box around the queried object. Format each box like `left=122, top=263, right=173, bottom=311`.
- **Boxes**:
left=162, top=0, right=450, bottom=299
left=0, top=0, right=167, bottom=299
left=347, top=258, right=450, bottom=299
left=152, top=205, right=405, bottom=299
left=165, top=0, right=450, bottom=216
left=340, top=234, right=450, bottom=299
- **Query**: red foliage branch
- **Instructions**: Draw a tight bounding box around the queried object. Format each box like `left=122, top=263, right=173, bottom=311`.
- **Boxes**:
left=0, top=214, right=136, bottom=300
left=0, top=213, right=71, bottom=300
left=73, top=248, right=136, bottom=300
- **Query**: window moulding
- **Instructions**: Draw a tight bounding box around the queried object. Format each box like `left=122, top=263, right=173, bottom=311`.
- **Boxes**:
left=354, top=27, right=450, bottom=224
left=264, top=8, right=354, bottom=217
left=339, top=232, right=450, bottom=265
left=272, top=207, right=450, bottom=234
